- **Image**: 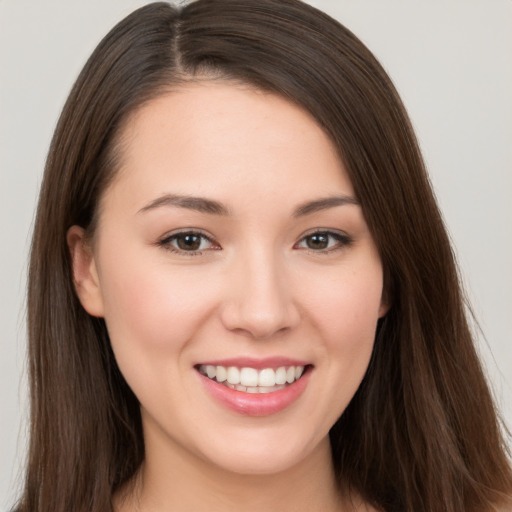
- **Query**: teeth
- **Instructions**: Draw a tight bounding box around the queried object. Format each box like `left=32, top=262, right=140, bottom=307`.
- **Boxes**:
left=206, top=365, right=216, bottom=379
left=199, top=364, right=306, bottom=393
left=260, top=385, right=286, bottom=393
left=275, top=367, right=287, bottom=385
left=216, top=366, right=227, bottom=382
left=227, top=367, right=240, bottom=385
left=240, top=367, right=259, bottom=387
left=258, top=368, right=276, bottom=387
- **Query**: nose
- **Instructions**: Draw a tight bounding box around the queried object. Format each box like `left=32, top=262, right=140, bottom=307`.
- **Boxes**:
left=219, top=249, right=300, bottom=340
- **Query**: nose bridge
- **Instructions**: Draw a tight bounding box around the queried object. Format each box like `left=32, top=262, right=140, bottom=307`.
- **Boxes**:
left=220, top=243, right=299, bottom=339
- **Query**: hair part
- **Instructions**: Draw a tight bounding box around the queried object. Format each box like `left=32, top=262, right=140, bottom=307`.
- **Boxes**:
left=19, top=1, right=511, bottom=511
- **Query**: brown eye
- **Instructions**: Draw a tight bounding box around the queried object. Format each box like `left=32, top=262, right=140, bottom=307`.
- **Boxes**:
left=305, top=233, right=329, bottom=250
left=176, top=233, right=203, bottom=251
left=160, top=231, right=216, bottom=254
left=296, top=231, right=352, bottom=253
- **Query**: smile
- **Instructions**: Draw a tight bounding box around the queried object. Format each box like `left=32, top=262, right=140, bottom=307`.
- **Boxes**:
left=198, top=364, right=305, bottom=393
left=196, top=360, right=312, bottom=416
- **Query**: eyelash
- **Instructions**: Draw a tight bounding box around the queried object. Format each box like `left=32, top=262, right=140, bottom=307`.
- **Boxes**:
left=295, top=230, right=353, bottom=254
left=158, top=230, right=218, bottom=256
left=157, top=229, right=352, bottom=256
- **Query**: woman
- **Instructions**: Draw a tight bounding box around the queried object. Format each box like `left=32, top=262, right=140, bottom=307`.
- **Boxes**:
left=15, top=0, right=512, bottom=511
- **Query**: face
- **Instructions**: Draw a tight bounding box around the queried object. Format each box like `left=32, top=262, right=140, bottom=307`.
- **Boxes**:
left=70, top=82, right=387, bottom=477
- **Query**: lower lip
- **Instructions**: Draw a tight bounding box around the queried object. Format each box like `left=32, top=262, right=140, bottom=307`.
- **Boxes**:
left=197, top=368, right=312, bottom=417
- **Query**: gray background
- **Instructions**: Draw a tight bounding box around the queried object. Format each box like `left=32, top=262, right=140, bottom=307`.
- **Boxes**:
left=1, top=0, right=511, bottom=507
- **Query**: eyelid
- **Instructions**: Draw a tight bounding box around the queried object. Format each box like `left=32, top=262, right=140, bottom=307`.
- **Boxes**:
left=158, top=229, right=221, bottom=255
left=294, top=228, right=353, bottom=253
left=156, top=228, right=352, bottom=256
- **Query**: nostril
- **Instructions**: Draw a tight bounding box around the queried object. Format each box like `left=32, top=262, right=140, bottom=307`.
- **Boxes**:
left=219, top=301, right=300, bottom=340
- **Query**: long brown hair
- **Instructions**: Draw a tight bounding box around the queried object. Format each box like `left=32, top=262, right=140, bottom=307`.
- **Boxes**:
left=18, top=1, right=512, bottom=511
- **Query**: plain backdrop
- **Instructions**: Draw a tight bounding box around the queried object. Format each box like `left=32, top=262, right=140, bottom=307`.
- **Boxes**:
left=1, top=0, right=511, bottom=507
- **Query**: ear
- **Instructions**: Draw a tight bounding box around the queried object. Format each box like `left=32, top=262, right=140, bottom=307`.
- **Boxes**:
left=378, top=299, right=391, bottom=318
left=67, top=225, right=104, bottom=317
left=378, top=277, right=392, bottom=318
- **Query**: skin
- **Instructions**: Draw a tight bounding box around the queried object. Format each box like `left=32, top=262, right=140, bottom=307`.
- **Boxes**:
left=68, top=82, right=386, bottom=511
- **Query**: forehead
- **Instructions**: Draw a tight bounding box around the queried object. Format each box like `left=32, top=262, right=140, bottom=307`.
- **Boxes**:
left=106, top=81, right=354, bottom=212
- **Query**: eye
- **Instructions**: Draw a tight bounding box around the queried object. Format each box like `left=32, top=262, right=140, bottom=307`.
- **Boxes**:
left=295, top=230, right=352, bottom=252
left=159, top=231, right=218, bottom=254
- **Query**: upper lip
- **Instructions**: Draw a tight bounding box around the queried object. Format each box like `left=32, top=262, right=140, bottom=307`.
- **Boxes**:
left=195, top=357, right=311, bottom=370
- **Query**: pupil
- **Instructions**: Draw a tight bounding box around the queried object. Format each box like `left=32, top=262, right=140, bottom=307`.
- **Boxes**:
left=178, top=234, right=201, bottom=251
left=308, top=234, right=328, bottom=249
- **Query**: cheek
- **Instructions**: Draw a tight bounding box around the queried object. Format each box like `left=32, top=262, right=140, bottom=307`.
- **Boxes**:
left=301, top=263, right=383, bottom=389
left=308, top=266, right=383, bottom=344
left=97, top=256, right=221, bottom=414
left=97, top=252, right=215, bottom=357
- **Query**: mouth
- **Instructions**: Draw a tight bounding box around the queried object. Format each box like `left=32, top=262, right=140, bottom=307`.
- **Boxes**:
left=196, top=364, right=308, bottom=394
left=195, top=360, right=313, bottom=416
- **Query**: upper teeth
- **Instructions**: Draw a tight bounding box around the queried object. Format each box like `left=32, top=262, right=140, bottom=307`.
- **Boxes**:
left=198, top=364, right=305, bottom=387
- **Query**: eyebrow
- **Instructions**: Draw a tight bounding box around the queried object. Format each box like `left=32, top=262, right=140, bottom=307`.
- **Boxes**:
left=292, top=195, right=360, bottom=217
left=137, top=193, right=359, bottom=217
left=138, top=194, right=230, bottom=216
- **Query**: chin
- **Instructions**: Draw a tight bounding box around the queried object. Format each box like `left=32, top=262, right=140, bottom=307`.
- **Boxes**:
left=192, top=426, right=329, bottom=476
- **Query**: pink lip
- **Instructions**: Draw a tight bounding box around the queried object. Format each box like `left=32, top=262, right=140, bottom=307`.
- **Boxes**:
left=195, top=356, right=310, bottom=370
left=197, top=365, right=312, bottom=417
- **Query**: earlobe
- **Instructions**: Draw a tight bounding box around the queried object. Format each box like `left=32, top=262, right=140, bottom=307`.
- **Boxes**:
left=67, top=225, right=104, bottom=317
left=378, top=271, right=393, bottom=318
left=378, top=300, right=390, bottom=318
left=378, top=286, right=391, bottom=318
